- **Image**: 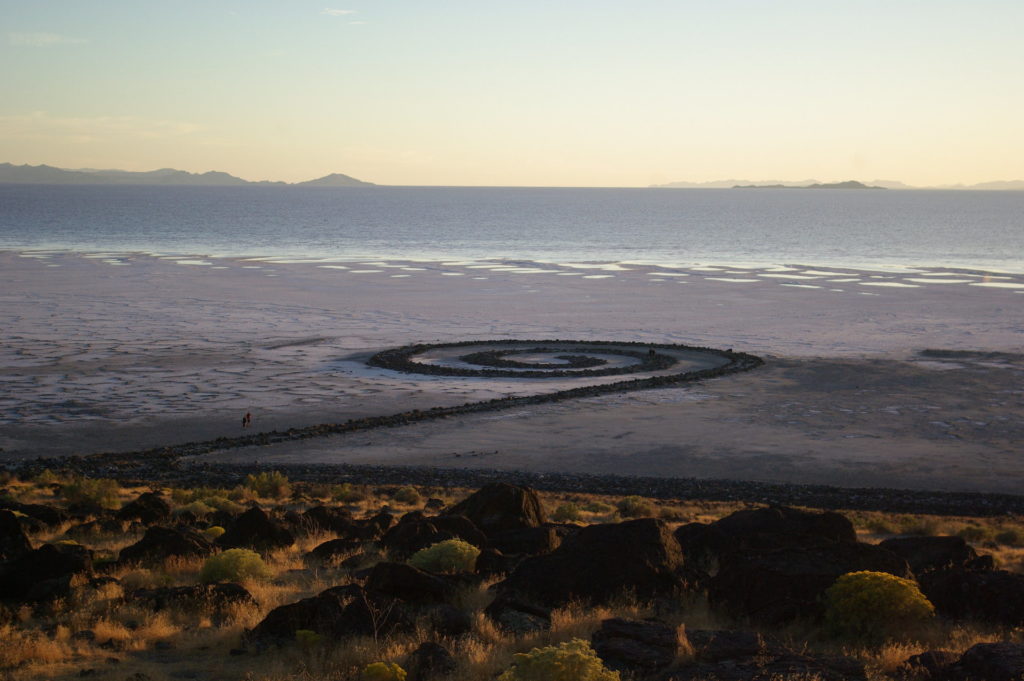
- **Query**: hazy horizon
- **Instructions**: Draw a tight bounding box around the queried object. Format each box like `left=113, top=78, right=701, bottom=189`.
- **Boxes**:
left=2, top=1, right=1022, bottom=187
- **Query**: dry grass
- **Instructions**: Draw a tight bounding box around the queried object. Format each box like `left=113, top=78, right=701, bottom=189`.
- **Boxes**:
left=2, top=472, right=1023, bottom=680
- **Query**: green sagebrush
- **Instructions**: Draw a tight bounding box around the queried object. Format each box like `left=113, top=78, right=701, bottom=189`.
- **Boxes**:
left=199, top=548, right=272, bottom=583
left=498, top=639, right=620, bottom=681
left=361, top=662, right=406, bottom=681
left=824, top=570, right=935, bottom=640
left=408, top=538, right=480, bottom=574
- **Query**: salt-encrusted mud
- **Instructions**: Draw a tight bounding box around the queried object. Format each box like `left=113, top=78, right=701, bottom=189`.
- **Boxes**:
left=1, top=251, right=1021, bottom=494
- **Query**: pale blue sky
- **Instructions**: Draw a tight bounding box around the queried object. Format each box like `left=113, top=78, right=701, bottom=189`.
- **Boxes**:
left=2, top=1, right=1022, bottom=185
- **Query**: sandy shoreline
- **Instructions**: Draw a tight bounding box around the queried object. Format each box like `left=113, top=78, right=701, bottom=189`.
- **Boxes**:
left=1, top=251, right=1021, bottom=493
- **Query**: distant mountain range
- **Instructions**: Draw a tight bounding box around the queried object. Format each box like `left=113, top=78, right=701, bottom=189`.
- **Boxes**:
left=0, top=163, right=375, bottom=187
left=732, top=180, right=884, bottom=190
left=652, top=178, right=1024, bottom=190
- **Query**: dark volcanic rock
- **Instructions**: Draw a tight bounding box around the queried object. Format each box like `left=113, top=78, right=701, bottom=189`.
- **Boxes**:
left=380, top=513, right=485, bottom=560
left=116, top=492, right=171, bottom=525
left=445, top=483, right=545, bottom=535
left=484, top=593, right=551, bottom=635
left=591, top=617, right=679, bottom=674
left=67, top=518, right=130, bottom=538
left=426, top=604, right=472, bottom=638
left=0, top=509, right=32, bottom=561
left=0, top=501, right=66, bottom=528
left=130, top=583, right=256, bottom=620
left=380, top=517, right=455, bottom=560
left=430, top=514, right=487, bottom=548
left=488, top=526, right=562, bottom=556
left=303, top=538, right=364, bottom=567
left=118, top=526, right=213, bottom=565
left=665, top=652, right=866, bottom=681
left=246, top=584, right=408, bottom=646
left=919, top=569, right=1024, bottom=626
left=406, top=641, right=456, bottom=681
left=900, top=650, right=959, bottom=678
left=496, top=518, right=685, bottom=607
left=669, top=630, right=863, bottom=681
left=0, top=542, right=93, bottom=602
left=676, top=505, right=856, bottom=574
left=300, top=505, right=354, bottom=535
left=879, top=536, right=982, bottom=574
left=364, top=562, right=457, bottom=604
left=708, top=541, right=912, bottom=624
left=217, top=507, right=295, bottom=552
left=475, top=548, right=522, bottom=577
left=949, top=642, right=1024, bottom=681
left=685, top=630, right=785, bottom=662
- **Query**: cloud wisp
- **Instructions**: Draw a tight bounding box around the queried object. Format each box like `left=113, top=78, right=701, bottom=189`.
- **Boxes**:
left=322, top=8, right=356, bottom=16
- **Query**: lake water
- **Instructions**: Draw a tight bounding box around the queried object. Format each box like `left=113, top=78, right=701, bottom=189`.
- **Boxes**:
left=1, top=185, right=1022, bottom=272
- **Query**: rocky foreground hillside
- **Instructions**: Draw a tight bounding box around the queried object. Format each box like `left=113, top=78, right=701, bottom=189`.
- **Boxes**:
left=1, top=472, right=1023, bottom=680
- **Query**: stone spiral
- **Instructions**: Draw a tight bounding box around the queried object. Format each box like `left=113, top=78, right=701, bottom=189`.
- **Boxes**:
left=367, top=339, right=754, bottom=380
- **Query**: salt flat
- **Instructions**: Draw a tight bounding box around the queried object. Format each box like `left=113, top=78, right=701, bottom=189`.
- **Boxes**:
left=1, top=251, right=1021, bottom=492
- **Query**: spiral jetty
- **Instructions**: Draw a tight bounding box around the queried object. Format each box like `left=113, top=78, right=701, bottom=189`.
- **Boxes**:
left=33, top=339, right=762, bottom=471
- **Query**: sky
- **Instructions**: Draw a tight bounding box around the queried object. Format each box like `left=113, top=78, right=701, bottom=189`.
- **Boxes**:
left=2, top=1, right=1022, bottom=186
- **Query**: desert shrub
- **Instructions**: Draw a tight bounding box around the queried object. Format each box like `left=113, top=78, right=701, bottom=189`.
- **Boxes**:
left=898, top=516, right=940, bottom=536
left=362, top=662, right=406, bottom=681
left=865, top=518, right=898, bottom=535
left=393, top=486, right=421, bottom=505
left=658, top=506, right=687, bottom=521
left=203, top=496, right=243, bottom=514
left=177, top=501, right=214, bottom=516
left=552, top=502, right=582, bottom=522
left=408, top=539, right=480, bottom=574
left=995, top=528, right=1022, bottom=546
left=199, top=549, right=273, bottom=583
left=333, top=483, right=366, bottom=503
left=120, top=569, right=174, bottom=590
left=824, top=570, right=935, bottom=641
left=616, top=495, right=656, bottom=518
left=203, top=526, right=226, bottom=541
left=295, top=629, right=323, bottom=650
left=583, top=501, right=614, bottom=514
left=957, top=525, right=991, bottom=543
left=34, top=469, right=60, bottom=486
left=60, top=477, right=121, bottom=510
left=244, top=471, right=291, bottom=499
left=498, top=638, right=620, bottom=681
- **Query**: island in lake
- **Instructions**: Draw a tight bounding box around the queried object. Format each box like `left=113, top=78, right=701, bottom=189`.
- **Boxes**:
left=732, top=180, right=885, bottom=189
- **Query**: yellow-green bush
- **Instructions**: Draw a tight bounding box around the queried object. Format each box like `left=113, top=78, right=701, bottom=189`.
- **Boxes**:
left=203, top=526, right=226, bottom=541
left=177, top=501, right=214, bottom=516
left=616, top=495, right=655, bottom=518
left=362, top=662, right=406, bottom=681
left=60, top=477, right=121, bottom=510
left=393, top=486, right=421, bottom=504
left=824, top=570, right=935, bottom=640
left=498, top=639, right=620, bottom=681
left=199, top=549, right=273, bottom=583
left=408, top=539, right=480, bottom=574
left=244, top=471, right=291, bottom=499
left=295, top=629, right=323, bottom=650
left=333, top=483, right=366, bottom=503
left=583, top=501, right=614, bottom=514
left=552, top=502, right=582, bottom=522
